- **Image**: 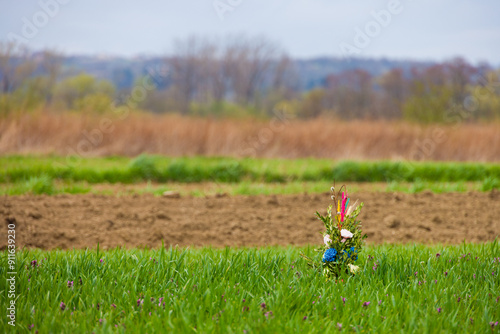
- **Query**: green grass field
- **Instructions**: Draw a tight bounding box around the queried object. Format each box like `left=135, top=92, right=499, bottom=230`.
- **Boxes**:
left=2, top=156, right=499, bottom=332
left=1, top=243, right=499, bottom=333
left=1, top=155, right=499, bottom=195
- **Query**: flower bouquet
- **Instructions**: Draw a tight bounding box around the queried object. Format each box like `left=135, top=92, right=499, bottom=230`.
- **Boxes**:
left=301, top=184, right=367, bottom=279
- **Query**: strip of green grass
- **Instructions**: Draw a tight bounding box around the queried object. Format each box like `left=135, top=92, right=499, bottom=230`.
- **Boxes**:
left=1, top=155, right=499, bottom=185
left=0, top=179, right=494, bottom=196
left=2, top=243, right=499, bottom=333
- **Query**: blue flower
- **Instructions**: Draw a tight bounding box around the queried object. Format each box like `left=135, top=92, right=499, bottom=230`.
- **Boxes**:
left=346, top=247, right=358, bottom=261
left=323, top=248, right=337, bottom=262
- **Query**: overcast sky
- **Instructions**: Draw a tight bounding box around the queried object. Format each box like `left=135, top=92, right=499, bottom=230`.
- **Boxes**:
left=1, top=0, right=499, bottom=64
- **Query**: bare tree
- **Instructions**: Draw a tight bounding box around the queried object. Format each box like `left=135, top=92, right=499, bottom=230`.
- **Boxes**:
left=166, top=35, right=290, bottom=113
left=169, top=37, right=206, bottom=113
left=206, top=47, right=227, bottom=103
left=39, top=50, right=63, bottom=102
left=445, top=57, right=477, bottom=103
left=0, top=41, right=16, bottom=93
left=0, top=42, right=34, bottom=94
left=325, top=69, right=374, bottom=119
left=270, top=55, right=295, bottom=93
left=378, top=68, right=408, bottom=118
left=225, top=35, right=280, bottom=105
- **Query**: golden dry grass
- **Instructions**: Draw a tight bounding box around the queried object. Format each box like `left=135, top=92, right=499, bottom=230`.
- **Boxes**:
left=0, top=111, right=499, bottom=161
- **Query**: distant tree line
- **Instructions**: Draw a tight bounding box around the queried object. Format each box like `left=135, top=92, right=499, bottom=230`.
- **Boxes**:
left=1, top=38, right=499, bottom=122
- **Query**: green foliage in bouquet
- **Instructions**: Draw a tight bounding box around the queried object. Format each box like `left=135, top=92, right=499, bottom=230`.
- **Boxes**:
left=301, top=184, right=367, bottom=279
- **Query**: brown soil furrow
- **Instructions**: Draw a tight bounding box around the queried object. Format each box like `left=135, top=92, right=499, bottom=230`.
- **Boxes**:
left=1, top=191, right=499, bottom=249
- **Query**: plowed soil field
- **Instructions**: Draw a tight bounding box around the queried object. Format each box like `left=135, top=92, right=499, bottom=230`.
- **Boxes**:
left=1, top=191, right=499, bottom=249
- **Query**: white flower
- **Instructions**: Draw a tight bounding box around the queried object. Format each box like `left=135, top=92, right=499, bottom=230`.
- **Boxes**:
left=340, top=229, right=353, bottom=239
left=348, top=264, right=360, bottom=274
left=324, top=234, right=332, bottom=245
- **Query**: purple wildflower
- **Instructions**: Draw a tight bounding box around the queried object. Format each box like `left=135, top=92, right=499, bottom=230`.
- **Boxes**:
left=100, top=259, right=103, bottom=263
left=260, top=303, right=266, bottom=310
left=67, top=281, right=73, bottom=288
left=342, top=297, right=346, bottom=304
left=437, top=307, right=442, bottom=313
left=264, top=311, right=273, bottom=318
left=457, top=297, right=461, bottom=302
left=436, top=253, right=441, bottom=258
left=111, top=303, right=117, bottom=308
left=60, top=302, right=66, bottom=311
left=363, top=301, right=371, bottom=307
left=337, top=323, right=342, bottom=330
left=378, top=300, right=382, bottom=305
left=158, top=297, right=164, bottom=306
left=445, top=271, right=448, bottom=276
left=490, top=322, right=499, bottom=329
left=31, top=260, right=37, bottom=267
left=99, top=319, right=103, bottom=323
left=303, top=316, right=307, bottom=320
left=137, top=299, right=143, bottom=307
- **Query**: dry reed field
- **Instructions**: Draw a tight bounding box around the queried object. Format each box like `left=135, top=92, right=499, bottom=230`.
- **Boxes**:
left=1, top=112, right=499, bottom=161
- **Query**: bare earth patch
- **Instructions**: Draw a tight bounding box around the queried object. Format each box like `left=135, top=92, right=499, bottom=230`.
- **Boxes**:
left=1, top=191, right=499, bottom=249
